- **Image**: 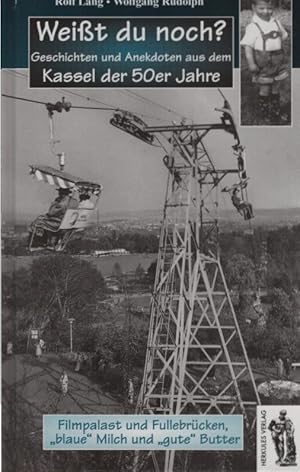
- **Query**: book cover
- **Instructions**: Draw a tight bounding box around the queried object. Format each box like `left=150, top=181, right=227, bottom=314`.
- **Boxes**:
left=1, top=0, right=300, bottom=471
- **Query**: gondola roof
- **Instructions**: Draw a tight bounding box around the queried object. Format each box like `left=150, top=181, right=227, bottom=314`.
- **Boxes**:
left=29, top=164, right=102, bottom=194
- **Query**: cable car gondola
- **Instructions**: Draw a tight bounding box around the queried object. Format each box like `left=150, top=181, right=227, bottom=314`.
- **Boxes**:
left=28, top=164, right=102, bottom=252
left=215, top=95, right=241, bottom=146
left=110, top=111, right=154, bottom=145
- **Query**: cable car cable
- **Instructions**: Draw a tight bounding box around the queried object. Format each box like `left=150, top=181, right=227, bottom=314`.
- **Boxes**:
left=118, top=90, right=178, bottom=123
left=3, top=71, right=119, bottom=111
left=2, top=93, right=47, bottom=105
left=1, top=93, right=118, bottom=110
left=124, top=89, right=188, bottom=120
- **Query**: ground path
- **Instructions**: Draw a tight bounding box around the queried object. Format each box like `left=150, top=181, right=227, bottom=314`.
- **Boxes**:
left=3, top=353, right=122, bottom=435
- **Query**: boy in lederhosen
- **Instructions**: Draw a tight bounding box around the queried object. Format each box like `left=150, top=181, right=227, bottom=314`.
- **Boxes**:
left=241, top=0, right=289, bottom=124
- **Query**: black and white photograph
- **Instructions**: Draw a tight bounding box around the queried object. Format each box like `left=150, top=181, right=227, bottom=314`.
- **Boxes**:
left=240, top=0, right=292, bottom=126
left=2, top=68, right=300, bottom=472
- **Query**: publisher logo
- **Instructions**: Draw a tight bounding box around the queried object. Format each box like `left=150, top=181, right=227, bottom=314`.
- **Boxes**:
left=257, top=406, right=300, bottom=471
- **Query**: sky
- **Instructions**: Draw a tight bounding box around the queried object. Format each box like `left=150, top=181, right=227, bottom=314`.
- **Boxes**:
left=2, top=69, right=300, bottom=223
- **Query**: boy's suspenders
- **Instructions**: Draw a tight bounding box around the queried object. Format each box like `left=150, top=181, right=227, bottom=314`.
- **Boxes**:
left=253, top=20, right=283, bottom=51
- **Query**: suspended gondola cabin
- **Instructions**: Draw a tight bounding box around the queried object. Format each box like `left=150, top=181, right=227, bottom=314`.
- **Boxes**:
left=110, top=111, right=154, bottom=145
left=28, top=164, right=102, bottom=252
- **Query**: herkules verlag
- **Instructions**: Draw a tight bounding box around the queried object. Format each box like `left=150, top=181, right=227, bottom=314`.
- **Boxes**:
left=35, top=19, right=227, bottom=43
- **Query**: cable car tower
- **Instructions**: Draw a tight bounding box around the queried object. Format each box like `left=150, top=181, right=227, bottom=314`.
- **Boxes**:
left=132, top=100, right=260, bottom=472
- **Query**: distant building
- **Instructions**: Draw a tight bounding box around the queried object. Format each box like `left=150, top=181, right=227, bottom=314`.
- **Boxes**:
left=94, top=248, right=129, bottom=257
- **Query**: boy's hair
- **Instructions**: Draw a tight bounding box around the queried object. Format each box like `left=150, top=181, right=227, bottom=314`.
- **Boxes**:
left=252, top=0, right=275, bottom=5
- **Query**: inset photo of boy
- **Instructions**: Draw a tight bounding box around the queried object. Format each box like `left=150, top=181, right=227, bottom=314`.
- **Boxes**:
left=240, top=0, right=292, bottom=126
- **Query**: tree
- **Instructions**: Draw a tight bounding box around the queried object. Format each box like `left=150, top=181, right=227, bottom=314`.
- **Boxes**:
left=94, top=319, right=148, bottom=398
left=30, top=254, right=105, bottom=316
left=261, top=325, right=297, bottom=360
left=224, top=254, right=256, bottom=321
left=271, top=272, right=293, bottom=294
left=225, top=254, right=256, bottom=292
left=95, top=322, right=147, bottom=369
left=267, top=288, right=295, bottom=329
left=5, top=255, right=107, bottom=350
left=147, top=261, right=157, bottom=285
left=2, top=269, right=32, bottom=311
left=245, top=289, right=297, bottom=360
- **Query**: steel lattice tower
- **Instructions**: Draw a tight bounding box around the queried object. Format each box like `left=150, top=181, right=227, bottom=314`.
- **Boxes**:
left=133, top=105, right=261, bottom=472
